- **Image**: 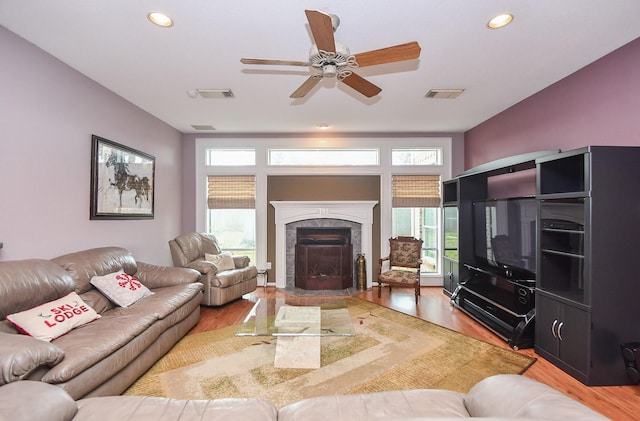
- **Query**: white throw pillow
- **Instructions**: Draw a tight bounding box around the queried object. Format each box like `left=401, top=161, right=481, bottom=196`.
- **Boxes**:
left=205, top=251, right=235, bottom=272
left=90, top=270, right=154, bottom=308
left=6, top=292, right=101, bottom=342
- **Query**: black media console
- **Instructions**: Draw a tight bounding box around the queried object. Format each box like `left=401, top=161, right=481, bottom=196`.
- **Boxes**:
left=442, top=150, right=559, bottom=350
left=451, top=264, right=535, bottom=349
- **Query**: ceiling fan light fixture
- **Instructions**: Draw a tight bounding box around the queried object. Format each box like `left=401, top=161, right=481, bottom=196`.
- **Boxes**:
left=309, top=41, right=351, bottom=69
left=316, top=124, right=330, bottom=130
left=147, top=12, right=173, bottom=27
left=323, top=64, right=338, bottom=78
left=487, top=14, right=513, bottom=29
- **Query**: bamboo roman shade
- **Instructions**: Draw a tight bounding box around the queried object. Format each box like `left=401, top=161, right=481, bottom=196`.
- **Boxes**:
left=392, top=175, right=441, bottom=207
left=207, top=175, right=255, bottom=209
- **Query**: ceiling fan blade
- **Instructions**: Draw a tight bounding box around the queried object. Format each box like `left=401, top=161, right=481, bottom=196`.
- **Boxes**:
left=290, top=75, right=322, bottom=98
left=305, top=10, right=336, bottom=53
left=241, top=58, right=310, bottom=66
left=340, top=73, right=381, bottom=98
left=354, top=41, right=421, bottom=67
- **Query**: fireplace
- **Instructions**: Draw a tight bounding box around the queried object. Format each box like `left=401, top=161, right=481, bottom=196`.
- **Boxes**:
left=295, top=227, right=353, bottom=290
left=271, top=201, right=377, bottom=289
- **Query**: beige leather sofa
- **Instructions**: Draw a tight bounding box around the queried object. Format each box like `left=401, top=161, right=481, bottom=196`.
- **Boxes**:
left=0, top=375, right=608, bottom=421
left=0, top=247, right=203, bottom=399
left=169, top=232, right=258, bottom=306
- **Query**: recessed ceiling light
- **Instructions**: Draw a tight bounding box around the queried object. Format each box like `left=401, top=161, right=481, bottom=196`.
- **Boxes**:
left=148, top=12, right=173, bottom=27
left=487, top=14, right=513, bottom=29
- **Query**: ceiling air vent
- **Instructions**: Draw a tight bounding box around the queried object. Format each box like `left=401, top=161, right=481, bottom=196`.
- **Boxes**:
left=196, top=89, right=234, bottom=98
left=425, top=89, right=465, bottom=99
left=191, top=125, right=216, bottom=131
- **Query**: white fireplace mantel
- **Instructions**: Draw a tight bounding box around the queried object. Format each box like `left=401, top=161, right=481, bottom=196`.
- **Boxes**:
left=270, top=201, right=378, bottom=288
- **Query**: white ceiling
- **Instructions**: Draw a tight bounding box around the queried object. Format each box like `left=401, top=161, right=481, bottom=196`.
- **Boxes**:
left=1, top=0, right=639, bottom=135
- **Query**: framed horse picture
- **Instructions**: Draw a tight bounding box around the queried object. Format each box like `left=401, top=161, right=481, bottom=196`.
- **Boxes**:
left=90, top=135, right=155, bottom=219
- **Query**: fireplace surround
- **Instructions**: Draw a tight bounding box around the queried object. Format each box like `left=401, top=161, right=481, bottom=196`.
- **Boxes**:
left=271, top=201, right=377, bottom=289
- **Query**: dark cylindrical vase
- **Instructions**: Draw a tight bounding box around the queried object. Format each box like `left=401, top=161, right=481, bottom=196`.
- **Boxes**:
left=356, top=253, right=367, bottom=290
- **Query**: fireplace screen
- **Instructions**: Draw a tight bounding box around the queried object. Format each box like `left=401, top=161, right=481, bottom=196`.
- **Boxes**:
left=295, top=227, right=353, bottom=290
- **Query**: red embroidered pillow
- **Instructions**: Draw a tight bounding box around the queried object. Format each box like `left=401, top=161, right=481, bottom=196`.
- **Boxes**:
left=6, top=292, right=101, bottom=342
left=90, top=270, right=153, bottom=307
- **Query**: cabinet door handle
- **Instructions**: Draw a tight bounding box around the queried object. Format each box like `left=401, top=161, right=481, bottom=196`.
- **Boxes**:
left=551, top=319, right=558, bottom=338
left=557, top=322, right=564, bottom=341
left=447, top=272, right=453, bottom=281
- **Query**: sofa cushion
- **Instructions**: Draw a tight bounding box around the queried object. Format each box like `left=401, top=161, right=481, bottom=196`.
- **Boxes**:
left=210, top=269, right=247, bottom=288
left=205, top=251, right=235, bottom=271
left=0, top=332, right=65, bottom=385
left=6, top=292, right=101, bottom=342
left=105, top=283, right=204, bottom=320
left=199, top=233, right=223, bottom=256
left=75, top=396, right=278, bottom=421
left=53, top=247, right=138, bottom=294
left=41, top=313, right=158, bottom=384
left=0, top=259, right=75, bottom=320
left=90, top=271, right=154, bottom=307
left=278, top=389, right=469, bottom=421
left=78, top=290, right=114, bottom=315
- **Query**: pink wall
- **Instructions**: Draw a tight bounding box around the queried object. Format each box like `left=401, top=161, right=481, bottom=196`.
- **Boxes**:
left=0, top=26, right=183, bottom=265
left=465, top=37, right=640, bottom=169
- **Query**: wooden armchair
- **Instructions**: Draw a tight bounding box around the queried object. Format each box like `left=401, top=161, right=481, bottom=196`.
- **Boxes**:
left=377, top=236, right=423, bottom=303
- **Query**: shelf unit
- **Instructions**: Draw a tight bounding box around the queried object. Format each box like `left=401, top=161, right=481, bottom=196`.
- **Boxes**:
left=535, top=146, right=640, bottom=385
left=445, top=150, right=558, bottom=349
left=442, top=180, right=459, bottom=296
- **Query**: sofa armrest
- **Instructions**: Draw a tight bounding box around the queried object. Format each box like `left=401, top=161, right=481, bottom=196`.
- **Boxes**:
left=183, top=260, right=219, bottom=275
left=0, top=380, right=77, bottom=421
left=135, top=262, right=201, bottom=289
left=0, top=332, right=65, bottom=386
left=464, top=374, right=608, bottom=420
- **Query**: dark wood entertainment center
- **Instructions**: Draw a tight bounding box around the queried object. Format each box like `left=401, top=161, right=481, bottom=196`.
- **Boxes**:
left=443, top=146, right=640, bottom=386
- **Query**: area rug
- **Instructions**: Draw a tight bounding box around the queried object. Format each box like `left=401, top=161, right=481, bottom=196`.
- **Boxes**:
left=124, top=297, right=536, bottom=408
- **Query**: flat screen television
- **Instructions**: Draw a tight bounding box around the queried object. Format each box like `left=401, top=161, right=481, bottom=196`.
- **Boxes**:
left=472, top=197, right=537, bottom=281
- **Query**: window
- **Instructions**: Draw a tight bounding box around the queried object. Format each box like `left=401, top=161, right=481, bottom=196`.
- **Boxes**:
left=268, top=148, right=379, bottom=166
left=392, top=148, right=441, bottom=166
left=206, top=149, right=255, bottom=166
left=196, top=137, right=453, bottom=285
left=391, top=175, right=441, bottom=274
left=207, top=175, right=256, bottom=263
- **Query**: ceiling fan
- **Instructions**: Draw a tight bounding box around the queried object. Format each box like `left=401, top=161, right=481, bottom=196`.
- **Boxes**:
left=240, top=10, right=421, bottom=99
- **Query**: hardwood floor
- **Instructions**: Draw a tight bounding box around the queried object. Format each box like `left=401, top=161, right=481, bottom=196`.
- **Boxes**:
left=191, top=286, right=640, bottom=420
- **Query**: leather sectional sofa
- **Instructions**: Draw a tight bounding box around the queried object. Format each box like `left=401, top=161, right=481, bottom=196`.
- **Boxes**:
left=0, top=247, right=203, bottom=399
left=1, top=374, right=608, bottom=420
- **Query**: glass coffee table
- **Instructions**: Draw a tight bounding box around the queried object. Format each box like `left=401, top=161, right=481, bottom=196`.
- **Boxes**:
left=236, top=298, right=355, bottom=368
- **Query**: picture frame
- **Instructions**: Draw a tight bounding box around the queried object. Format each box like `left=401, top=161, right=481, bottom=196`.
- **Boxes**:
left=90, top=135, right=155, bottom=220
